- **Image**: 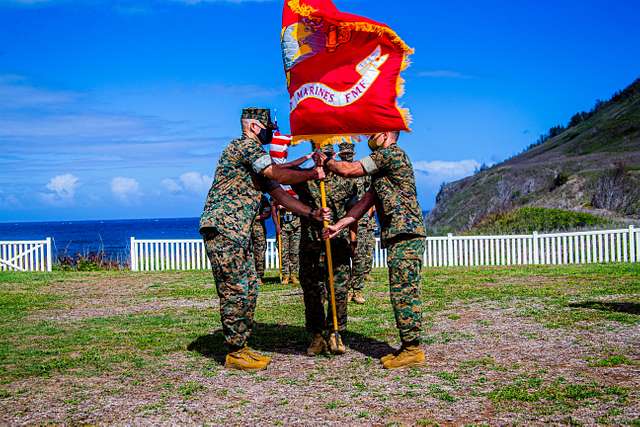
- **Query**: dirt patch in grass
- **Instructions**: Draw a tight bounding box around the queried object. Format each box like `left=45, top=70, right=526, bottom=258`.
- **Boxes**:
left=28, top=298, right=215, bottom=321
left=26, top=273, right=216, bottom=321
left=3, top=301, right=639, bottom=425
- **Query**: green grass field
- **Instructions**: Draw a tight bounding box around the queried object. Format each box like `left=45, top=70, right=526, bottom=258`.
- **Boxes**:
left=0, top=265, right=639, bottom=425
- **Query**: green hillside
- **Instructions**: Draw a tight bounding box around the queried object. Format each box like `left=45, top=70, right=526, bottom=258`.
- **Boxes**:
left=428, top=78, right=640, bottom=234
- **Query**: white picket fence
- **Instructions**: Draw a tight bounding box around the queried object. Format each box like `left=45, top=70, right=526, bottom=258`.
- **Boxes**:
left=424, top=226, right=638, bottom=267
left=0, top=238, right=53, bottom=272
left=130, top=226, right=639, bottom=272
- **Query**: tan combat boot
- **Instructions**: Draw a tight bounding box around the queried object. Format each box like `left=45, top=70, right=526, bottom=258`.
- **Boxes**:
left=381, top=345, right=425, bottom=370
left=306, top=333, right=327, bottom=356
left=282, top=276, right=290, bottom=285
left=352, top=291, right=365, bottom=304
left=347, top=292, right=353, bottom=303
left=243, top=346, right=272, bottom=364
left=225, top=347, right=270, bottom=371
left=327, top=332, right=346, bottom=355
left=290, top=275, right=300, bottom=286
left=380, top=348, right=402, bottom=364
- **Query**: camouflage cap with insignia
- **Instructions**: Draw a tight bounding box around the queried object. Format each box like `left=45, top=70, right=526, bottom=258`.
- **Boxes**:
left=320, top=144, right=336, bottom=157
left=338, top=141, right=354, bottom=161
left=338, top=141, right=354, bottom=154
left=241, top=108, right=276, bottom=130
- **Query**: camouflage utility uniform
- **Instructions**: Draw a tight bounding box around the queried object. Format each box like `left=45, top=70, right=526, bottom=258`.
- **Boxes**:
left=252, top=196, right=271, bottom=280
left=200, top=134, right=278, bottom=350
left=360, top=145, right=426, bottom=344
left=294, top=171, right=358, bottom=334
left=349, top=175, right=377, bottom=292
left=280, top=212, right=301, bottom=278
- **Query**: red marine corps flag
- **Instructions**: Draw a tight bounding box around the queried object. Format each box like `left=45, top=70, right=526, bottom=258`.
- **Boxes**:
left=281, top=0, right=413, bottom=145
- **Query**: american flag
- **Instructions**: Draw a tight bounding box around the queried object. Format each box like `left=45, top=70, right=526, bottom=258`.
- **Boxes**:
left=270, top=131, right=298, bottom=199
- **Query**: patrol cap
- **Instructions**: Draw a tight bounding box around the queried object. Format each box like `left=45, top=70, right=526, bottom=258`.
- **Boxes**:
left=320, top=144, right=335, bottom=157
left=241, top=108, right=276, bottom=130
left=338, top=141, right=354, bottom=157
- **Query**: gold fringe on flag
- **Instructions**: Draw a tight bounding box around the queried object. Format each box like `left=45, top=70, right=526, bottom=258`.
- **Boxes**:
left=287, top=0, right=318, bottom=17
left=291, top=134, right=362, bottom=147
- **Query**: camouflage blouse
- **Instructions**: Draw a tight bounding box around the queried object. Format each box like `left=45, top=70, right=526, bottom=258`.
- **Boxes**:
left=294, top=172, right=358, bottom=244
left=360, top=144, right=426, bottom=247
left=199, top=135, right=277, bottom=248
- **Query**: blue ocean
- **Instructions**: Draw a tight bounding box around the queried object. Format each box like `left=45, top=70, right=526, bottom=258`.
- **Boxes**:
left=0, top=218, right=277, bottom=263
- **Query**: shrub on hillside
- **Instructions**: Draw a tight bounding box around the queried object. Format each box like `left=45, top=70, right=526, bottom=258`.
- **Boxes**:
left=591, top=163, right=640, bottom=215
left=469, top=207, right=611, bottom=235
left=550, top=172, right=570, bottom=191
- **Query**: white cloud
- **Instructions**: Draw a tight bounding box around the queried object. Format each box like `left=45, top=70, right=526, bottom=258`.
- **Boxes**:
left=413, top=159, right=481, bottom=193
left=39, top=174, right=79, bottom=205
left=111, top=177, right=141, bottom=203
left=45, top=173, right=79, bottom=199
left=417, top=70, right=473, bottom=79
left=412, top=160, right=482, bottom=208
left=0, top=189, right=20, bottom=208
left=179, top=172, right=212, bottom=194
left=161, top=178, right=183, bottom=194
left=161, top=172, right=212, bottom=196
left=414, top=160, right=481, bottom=179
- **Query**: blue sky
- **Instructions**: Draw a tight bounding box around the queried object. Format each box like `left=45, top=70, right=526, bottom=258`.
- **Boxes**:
left=0, top=0, right=639, bottom=222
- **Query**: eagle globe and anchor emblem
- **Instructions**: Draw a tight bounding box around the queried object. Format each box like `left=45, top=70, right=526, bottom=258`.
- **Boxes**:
left=282, top=18, right=388, bottom=111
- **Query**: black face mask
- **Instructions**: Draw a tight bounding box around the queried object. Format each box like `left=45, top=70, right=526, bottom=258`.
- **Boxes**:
left=257, top=127, right=273, bottom=145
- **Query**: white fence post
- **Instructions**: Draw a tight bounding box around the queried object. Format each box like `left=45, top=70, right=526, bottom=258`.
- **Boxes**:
left=46, top=237, right=52, bottom=272
left=130, top=237, right=137, bottom=272
left=630, top=225, right=636, bottom=263
left=109, top=228, right=640, bottom=273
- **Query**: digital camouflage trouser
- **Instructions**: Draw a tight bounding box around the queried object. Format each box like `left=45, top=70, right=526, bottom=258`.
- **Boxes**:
left=387, top=236, right=425, bottom=343
left=348, top=217, right=376, bottom=292
left=299, top=238, right=350, bottom=333
left=281, top=217, right=301, bottom=277
left=251, top=220, right=267, bottom=279
left=202, top=229, right=259, bottom=350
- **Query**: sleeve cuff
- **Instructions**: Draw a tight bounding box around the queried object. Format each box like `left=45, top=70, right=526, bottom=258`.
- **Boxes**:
left=360, top=156, right=379, bottom=175
left=252, top=154, right=272, bottom=174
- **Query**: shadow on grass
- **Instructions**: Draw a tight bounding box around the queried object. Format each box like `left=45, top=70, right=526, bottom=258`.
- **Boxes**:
left=187, top=322, right=394, bottom=364
left=568, top=301, right=640, bottom=315
left=261, top=277, right=282, bottom=285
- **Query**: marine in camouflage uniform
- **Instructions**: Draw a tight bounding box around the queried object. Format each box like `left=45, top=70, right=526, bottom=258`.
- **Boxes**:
left=293, top=145, right=359, bottom=355
left=251, top=195, right=271, bottom=280
left=199, top=107, right=327, bottom=371
left=338, top=143, right=376, bottom=301
left=325, top=132, right=427, bottom=369
left=349, top=198, right=376, bottom=293
left=279, top=210, right=301, bottom=283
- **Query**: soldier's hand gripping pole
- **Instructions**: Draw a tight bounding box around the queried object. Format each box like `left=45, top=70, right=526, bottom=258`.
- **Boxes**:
left=315, top=143, right=342, bottom=351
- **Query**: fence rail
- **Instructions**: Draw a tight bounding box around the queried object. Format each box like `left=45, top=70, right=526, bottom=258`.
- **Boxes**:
left=130, top=226, right=638, bottom=272
left=0, top=238, right=52, bottom=272
left=423, top=226, right=638, bottom=268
